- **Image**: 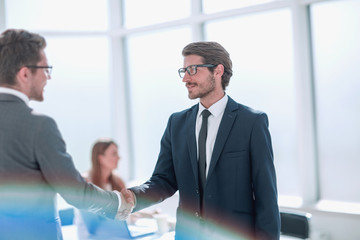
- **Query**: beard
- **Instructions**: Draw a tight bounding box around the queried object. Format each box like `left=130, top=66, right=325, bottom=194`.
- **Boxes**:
left=187, top=75, right=216, bottom=100
left=29, top=85, right=45, bottom=102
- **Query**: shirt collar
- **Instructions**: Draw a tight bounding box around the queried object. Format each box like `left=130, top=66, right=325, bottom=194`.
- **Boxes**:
left=198, top=94, right=228, bottom=118
left=0, top=87, right=30, bottom=105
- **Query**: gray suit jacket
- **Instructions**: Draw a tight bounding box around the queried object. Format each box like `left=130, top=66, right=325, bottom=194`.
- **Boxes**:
left=0, top=93, right=119, bottom=240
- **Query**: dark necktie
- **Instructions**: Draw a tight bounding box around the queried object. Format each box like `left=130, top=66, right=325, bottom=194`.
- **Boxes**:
left=198, top=109, right=211, bottom=198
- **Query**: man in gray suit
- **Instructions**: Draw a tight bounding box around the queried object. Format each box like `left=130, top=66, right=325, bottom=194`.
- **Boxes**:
left=0, top=29, right=133, bottom=240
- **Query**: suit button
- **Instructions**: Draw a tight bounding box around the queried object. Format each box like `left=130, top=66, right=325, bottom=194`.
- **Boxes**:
left=195, top=212, right=199, bottom=217
left=196, top=189, right=199, bottom=194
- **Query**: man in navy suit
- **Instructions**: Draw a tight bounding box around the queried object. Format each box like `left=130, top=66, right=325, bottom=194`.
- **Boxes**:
left=128, top=42, right=280, bottom=239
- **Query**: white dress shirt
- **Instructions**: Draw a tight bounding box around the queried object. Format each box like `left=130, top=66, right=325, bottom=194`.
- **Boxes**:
left=196, top=94, right=228, bottom=178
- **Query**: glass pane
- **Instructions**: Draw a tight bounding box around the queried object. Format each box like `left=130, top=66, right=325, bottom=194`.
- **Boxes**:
left=127, top=27, right=192, bottom=180
left=203, top=0, right=280, bottom=14
left=123, top=0, right=190, bottom=28
left=29, top=37, right=112, bottom=172
left=205, top=9, right=297, bottom=196
left=5, top=0, right=108, bottom=31
left=311, top=0, right=360, bottom=202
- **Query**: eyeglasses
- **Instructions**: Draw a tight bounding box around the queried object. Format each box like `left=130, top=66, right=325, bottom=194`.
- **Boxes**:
left=26, top=65, right=53, bottom=76
left=178, top=64, right=216, bottom=78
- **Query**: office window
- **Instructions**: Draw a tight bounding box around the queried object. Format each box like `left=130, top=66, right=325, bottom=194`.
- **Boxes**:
left=126, top=28, right=192, bottom=180
left=123, top=0, right=191, bottom=28
left=4, top=0, right=113, bottom=172
left=202, top=0, right=280, bottom=13
left=205, top=9, right=297, bottom=197
left=311, top=0, right=360, bottom=202
left=29, top=36, right=113, bottom=172
left=5, top=0, right=108, bottom=31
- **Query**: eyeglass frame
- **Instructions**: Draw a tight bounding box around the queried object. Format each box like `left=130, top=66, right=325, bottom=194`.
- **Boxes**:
left=178, top=64, right=216, bottom=78
left=26, top=65, right=53, bottom=76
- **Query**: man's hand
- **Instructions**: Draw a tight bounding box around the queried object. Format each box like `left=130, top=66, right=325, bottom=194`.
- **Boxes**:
left=115, top=189, right=136, bottom=220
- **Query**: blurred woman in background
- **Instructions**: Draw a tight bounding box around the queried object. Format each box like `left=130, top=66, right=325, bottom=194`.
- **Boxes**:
left=75, top=138, right=159, bottom=239
left=84, top=139, right=126, bottom=192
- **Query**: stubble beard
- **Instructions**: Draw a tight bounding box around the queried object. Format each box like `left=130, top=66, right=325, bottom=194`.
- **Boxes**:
left=29, top=85, right=45, bottom=102
left=188, top=75, right=216, bottom=100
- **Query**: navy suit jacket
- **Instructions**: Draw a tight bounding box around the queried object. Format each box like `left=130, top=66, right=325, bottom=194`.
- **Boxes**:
left=130, top=96, right=280, bottom=240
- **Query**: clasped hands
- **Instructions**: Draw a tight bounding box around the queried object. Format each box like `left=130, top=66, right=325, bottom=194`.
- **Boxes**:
left=115, top=189, right=136, bottom=220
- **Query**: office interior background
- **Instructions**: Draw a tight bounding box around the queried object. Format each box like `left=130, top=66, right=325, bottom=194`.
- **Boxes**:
left=1, top=0, right=360, bottom=239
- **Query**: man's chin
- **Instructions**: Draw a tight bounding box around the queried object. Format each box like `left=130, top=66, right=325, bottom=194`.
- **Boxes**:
left=188, top=92, right=198, bottom=100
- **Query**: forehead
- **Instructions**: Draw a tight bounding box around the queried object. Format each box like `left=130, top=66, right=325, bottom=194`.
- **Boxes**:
left=105, top=143, right=118, bottom=152
left=183, top=54, right=203, bottom=66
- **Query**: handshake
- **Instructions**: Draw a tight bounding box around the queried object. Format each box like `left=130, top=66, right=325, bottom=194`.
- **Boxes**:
left=115, top=189, right=136, bottom=221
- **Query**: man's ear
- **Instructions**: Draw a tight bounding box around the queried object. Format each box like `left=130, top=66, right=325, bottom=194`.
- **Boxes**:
left=214, top=64, right=224, bottom=79
left=16, top=66, right=30, bottom=86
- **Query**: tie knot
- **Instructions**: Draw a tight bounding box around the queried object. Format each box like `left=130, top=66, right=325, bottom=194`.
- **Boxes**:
left=202, top=109, right=211, bottom=119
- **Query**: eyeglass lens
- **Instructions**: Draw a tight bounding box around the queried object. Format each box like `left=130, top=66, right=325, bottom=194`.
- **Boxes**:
left=179, top=65, right=198, bottom=78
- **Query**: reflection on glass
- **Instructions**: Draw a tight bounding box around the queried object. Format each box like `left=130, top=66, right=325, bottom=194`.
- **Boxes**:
left=202, top=0, right=278, bottom=14
left=311, top=0, right=360, bottom=202
left=123, top=0, right=190, bottom=28
left=205, top=9, right=297, bottom=196
left=30, top=37, right=112, bottom=172
left=5, top=0, right=108, bottom=31
left=126, top=27, right=192, bottom=180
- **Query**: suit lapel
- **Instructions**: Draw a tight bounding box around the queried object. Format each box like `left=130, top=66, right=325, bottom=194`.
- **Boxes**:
left=186, top=104, right=200, bottom=186
left=207, top=97, right=238, bottom=179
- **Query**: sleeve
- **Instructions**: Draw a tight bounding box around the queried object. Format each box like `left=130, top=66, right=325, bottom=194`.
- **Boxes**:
left=130, top=114, right=178, bottom=211
left=250, top=113, right=281, bottom=239
left=33, top=116, right=119, bottom=219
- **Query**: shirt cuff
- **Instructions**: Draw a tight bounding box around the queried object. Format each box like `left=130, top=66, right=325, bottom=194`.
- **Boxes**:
left=113, top=190, right=122, bottom=211
left=131, top=190, right=137, bottom=208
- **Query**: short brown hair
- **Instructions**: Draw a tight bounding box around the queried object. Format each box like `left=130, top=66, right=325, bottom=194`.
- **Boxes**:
left=182, top=41, right=233, bottom=90
left=0, top=29, right=46, bottom=86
